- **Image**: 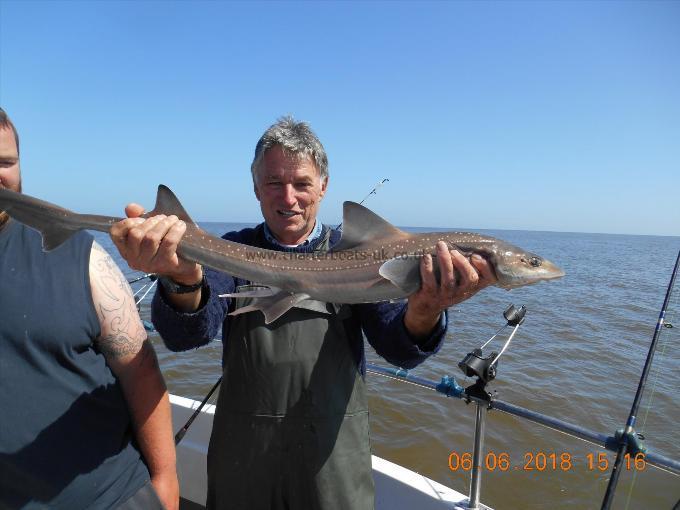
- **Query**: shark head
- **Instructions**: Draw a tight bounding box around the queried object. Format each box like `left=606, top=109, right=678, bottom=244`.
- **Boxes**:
left=489, top=243, right=565, bottom=289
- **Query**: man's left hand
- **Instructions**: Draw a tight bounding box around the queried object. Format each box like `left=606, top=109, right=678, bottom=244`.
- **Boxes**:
left=151, top=471, right=179, bottom=510
left=404, top=241, right=497, bottom=339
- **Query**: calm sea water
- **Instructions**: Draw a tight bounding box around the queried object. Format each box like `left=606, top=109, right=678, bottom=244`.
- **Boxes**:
left=96, top=225, right=680, bottom=510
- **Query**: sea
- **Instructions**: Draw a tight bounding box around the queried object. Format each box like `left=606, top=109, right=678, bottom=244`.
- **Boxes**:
left=95, top=225, right=680, bottom=510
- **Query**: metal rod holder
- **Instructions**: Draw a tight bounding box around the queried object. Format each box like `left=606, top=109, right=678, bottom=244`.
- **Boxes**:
left=468, top=402, right=487, bottom=509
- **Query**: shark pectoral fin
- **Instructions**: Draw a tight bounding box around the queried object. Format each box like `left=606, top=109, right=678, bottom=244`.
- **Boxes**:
left=331, top=201, right=409, bottom=251
left=40, top=229, right=79, bottom=251
left=2, top=204, right=77, bottom=251
left=378, top=256, right=423, bottom=294
left=10, top=213, right=79, bottom=251
left=228, top=292, right=311, bottom=324
left=147, top=185, right=198, bottom=227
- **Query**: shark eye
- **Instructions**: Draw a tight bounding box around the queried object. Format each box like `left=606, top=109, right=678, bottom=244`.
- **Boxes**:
left=529, top=256, right=542, bottom=267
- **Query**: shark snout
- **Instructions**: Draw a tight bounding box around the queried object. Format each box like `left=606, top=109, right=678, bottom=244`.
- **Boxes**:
left=540, top=259, right=565, bottom=280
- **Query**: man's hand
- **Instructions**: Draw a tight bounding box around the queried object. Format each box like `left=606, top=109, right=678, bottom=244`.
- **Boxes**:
left=151, top=472, right=180, bottom=510
left=404, top=241, right=497, bottom=339
left=109, top=203, right=202, bottom=285
left=110, top=204, right=204, bottom=312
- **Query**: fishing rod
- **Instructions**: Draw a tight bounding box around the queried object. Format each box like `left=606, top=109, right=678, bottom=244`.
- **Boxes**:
left=357, top=178, right=389, bottom=206
left=336, top=178, right=389, bottom=230
left=128, top=272, right=156, bottom=285
left=600, top=249, right=680, bottom=509
left=174, top=376, right=222, bottom=445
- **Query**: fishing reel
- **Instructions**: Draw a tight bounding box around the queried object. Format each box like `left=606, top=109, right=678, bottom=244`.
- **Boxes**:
left=459, top=304, right=527, bottom=402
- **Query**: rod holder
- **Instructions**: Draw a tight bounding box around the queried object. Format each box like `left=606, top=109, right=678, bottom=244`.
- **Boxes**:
left=468, top=403, right=487, bottom=509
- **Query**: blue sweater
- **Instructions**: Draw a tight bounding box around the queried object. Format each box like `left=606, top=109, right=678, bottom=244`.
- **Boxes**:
left=151, top=225, right=448, bottom=373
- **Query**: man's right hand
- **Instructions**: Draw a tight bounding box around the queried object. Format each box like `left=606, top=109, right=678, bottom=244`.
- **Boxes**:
left=109, top=203, right=203, bottom=285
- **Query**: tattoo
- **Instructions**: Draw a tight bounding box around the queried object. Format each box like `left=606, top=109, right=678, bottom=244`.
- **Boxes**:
left=90, top=242, right=147, bottom=359
left=91, top=242, right=108, bottom=254
left=98, top=336, right=156, bottom=366
left=98, top=333, right=142, bottom=358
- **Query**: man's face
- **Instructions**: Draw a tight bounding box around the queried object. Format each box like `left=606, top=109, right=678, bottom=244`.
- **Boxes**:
left=254, top=145, right=327, bottom=246
left=0, top=126, right=21, bottom=228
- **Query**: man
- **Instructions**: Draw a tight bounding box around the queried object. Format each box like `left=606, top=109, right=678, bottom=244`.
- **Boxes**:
left=0, top=107, right=179, bottom=510
left=110, top=116, right=496, bottom=509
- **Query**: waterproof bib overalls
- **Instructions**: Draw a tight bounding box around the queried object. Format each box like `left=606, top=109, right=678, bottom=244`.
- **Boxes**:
left=206, top=226, right=374, bottom=510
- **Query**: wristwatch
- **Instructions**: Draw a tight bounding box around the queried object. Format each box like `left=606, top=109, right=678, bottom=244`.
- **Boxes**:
left=158, top=273, right=206, bottom=294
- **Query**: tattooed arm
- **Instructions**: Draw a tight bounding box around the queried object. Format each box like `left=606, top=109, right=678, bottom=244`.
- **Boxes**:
left=89, top=241, right=179, bottom=510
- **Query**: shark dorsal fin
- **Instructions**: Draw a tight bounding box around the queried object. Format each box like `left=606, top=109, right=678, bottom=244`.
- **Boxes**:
left=148, top=185, right=197, bottom=225
left=332, top=201, right=408, bottom=251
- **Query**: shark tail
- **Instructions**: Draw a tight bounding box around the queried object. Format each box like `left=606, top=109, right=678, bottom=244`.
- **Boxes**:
left=3, top=185, right=196, bottom=252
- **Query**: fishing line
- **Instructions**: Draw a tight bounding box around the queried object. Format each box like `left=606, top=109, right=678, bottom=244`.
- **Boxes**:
left=490, top=325, right=521, bottom=367
left=135, top=279, right=157, bottom=304
left=480, top=325, right=507, bottom=349
left=132, top=279, right=154, bottom=299
left=132, top=281, right=149, bottom=298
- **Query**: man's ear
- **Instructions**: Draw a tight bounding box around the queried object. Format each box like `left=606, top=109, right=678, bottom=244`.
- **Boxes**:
left=253, top=183, right=261, bottom=202
left=319, top=176, right=328, bottom=199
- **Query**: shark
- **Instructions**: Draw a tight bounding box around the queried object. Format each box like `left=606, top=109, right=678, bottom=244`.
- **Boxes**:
left=0, top=185, right=564, bottom=323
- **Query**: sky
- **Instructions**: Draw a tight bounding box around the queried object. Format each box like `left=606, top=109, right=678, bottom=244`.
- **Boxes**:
left=0, top=1, right=678, bottom=236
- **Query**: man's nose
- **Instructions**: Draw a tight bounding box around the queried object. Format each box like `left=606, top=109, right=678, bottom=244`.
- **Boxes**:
left=281, top=184, right=297, bottom=206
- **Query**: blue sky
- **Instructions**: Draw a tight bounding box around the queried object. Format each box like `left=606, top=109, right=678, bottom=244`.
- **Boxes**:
left=1, top=1, right=678, bottom=236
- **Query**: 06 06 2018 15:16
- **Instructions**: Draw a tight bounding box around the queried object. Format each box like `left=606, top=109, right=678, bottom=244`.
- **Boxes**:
left=447, top=451, right=647, bottom=473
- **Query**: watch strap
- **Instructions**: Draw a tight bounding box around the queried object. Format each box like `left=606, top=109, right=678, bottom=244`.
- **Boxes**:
left=159, top=273, right=206, bottom=294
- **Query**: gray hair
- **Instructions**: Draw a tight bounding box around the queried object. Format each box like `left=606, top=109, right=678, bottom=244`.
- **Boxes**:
left=251, top=116, right=328, bottom=183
